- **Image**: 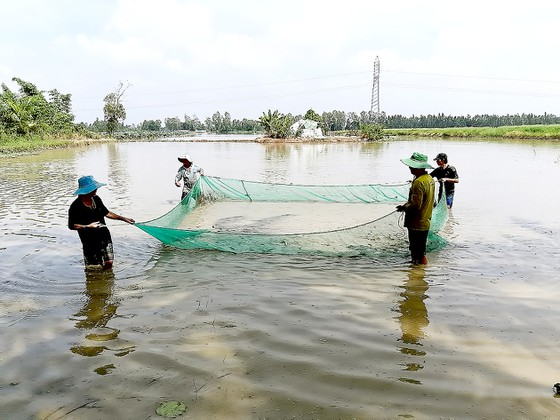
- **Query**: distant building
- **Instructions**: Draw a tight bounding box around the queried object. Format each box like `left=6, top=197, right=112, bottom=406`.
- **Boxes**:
left=290, top=119, right=324, bottom=138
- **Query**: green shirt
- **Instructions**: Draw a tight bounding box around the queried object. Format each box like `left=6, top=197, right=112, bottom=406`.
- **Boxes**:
left=403, top=173, right=435, bottom=231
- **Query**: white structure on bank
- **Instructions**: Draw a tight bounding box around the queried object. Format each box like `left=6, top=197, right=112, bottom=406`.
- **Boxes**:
left=290, top=119, right=323, bottom=138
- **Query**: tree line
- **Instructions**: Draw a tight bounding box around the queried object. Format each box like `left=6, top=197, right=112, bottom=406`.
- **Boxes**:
left=2, top=77, right=560, bottom=140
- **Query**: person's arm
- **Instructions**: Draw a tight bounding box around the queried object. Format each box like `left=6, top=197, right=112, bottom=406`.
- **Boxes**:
left=68, top=203, right=103, bottom=230
left=175, top=168, right=183, bottom=187
left=396, top=180, right=415, bottom=212
left=406, top=183, right=424, bottom=214
left=441, top=167, right=459, bottom=184
left=106, top=211, right=135, bottom=224
left=70, top=222, right=105, bottom=230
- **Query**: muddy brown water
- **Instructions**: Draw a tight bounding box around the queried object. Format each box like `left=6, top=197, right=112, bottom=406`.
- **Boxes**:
left=1, top=137, right=560, bottom=418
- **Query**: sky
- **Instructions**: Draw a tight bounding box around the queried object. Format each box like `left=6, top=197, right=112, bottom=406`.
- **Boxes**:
left=2, top=0, right=560, bottom=125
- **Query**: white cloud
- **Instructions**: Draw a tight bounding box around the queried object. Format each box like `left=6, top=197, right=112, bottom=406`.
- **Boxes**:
left=1, top=0, right=560, bottom=123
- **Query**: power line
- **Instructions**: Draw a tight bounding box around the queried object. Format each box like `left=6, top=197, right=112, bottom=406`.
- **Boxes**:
left=383, top=82, right=560, bottom=98
left=73, top=69, right=560, bottom=114
left=75, top=69, right=560, bottom=102
left=74, top=82, right=373, bottom=112
left=384, top=70, right=560, bottom=85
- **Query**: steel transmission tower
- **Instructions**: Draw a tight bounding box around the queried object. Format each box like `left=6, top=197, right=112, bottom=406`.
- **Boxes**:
left=370, top=56, right=380, bottom=120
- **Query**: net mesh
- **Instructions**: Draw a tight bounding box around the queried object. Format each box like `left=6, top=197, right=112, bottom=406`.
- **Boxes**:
left=135, top=175, right=448, bottom=258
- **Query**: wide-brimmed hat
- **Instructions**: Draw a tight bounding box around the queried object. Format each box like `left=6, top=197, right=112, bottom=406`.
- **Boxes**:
left=178, top=153, right=192, bottom=163
left=73, top=175, right=106, bottom=195
left=401, top=152, right=434, bottom=169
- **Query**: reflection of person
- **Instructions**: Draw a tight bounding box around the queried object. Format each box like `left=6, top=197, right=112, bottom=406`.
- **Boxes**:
left=397, top=266, right=429, bottom=381
left=175, top=153, right=204, bottom=200
left=74, top=270, right=117, bottom=330
left=71, top=269, right=121, bottom=357
left=430, top=152, right=459, bottom=208
left=68, top=175, right=135, bottom=270
left=398, top=266, right=429, bottom=346
left=396, top=152, right=435, bottom=265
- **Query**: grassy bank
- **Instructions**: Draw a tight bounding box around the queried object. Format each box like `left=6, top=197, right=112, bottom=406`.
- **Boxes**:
left=384, top=124, right=560, bottom=139
left=0, top=133, right=115, bottom=156
left=0, top=130, right=255, bottom=156
left=3, top=124, right=560, bottom=156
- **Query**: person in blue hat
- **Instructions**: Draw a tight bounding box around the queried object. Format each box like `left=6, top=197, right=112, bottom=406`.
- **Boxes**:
left=68, top=175, right=135, bottom=269
left=396, top=152, right=435, bottom=265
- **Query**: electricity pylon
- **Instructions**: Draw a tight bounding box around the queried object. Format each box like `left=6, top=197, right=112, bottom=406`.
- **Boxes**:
left=370, top=56, right=380, bottom=121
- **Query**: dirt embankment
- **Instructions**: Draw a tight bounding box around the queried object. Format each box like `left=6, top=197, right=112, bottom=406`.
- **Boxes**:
left=254, top=136, right=363, bottom=143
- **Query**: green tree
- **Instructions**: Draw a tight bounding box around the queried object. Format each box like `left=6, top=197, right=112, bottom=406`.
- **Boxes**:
left=0, top=77, right=74, bottom=136
left=164, top=117, right=181, bottom=131
left=46, top=89, right=74, bottom=131
left=346, top=112, right=360, bottom=130
left=141, top=119, right=161, bottom=131
left=258, top=110, right=292, bottom=138
left=89, top=117, right=107, bottom=132
left=359, top=123, right=385, bottom=141
left=103, top=82, right=129, bottom=135
left=183, top=114, right=204, bottom=131
left=206, top=111, right=233, bottom=133
left=304, top=108, right=322, bottom=123
left=322, top=110, right=346, bottom=132
left=221, top=111, right=232, bottom=133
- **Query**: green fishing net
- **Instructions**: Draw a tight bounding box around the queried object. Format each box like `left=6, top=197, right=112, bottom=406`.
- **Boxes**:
left=135, top=176, right=448, bottom=258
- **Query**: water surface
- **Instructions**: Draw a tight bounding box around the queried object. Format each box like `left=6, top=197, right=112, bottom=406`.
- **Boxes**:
left=1, top=137, right=559, bottom=418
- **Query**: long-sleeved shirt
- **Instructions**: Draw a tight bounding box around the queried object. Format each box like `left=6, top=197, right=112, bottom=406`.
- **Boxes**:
left=402, top=173, right=435, bottom=231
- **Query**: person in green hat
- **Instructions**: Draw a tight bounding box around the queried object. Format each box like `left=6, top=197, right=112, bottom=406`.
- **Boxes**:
left=68, top=175, right=135, bottom=270
left=396, top=152, right=435, bottom=265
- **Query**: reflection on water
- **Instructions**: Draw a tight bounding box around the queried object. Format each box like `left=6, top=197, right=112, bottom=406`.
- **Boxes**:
left=74, top=269, right=118, bottom=330
left=70, top=269, right=134, bottom=362
left=397, top=266, right=429, bottom=385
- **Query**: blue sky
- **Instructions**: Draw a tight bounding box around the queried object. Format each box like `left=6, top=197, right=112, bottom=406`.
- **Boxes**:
left=2, top=0, right=559, bottom=125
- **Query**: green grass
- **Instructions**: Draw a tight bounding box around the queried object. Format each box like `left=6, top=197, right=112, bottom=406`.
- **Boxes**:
left=384, top=124, right=560, bottom=139
left=0, top=132, right=110, bottom=156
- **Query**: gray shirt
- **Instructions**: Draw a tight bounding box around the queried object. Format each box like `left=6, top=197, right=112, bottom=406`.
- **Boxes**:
left=175, top=163, right=202, bottom=196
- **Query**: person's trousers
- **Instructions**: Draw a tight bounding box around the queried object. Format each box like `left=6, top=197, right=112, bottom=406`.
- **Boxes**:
left=407, top=228, right=429, bottom=263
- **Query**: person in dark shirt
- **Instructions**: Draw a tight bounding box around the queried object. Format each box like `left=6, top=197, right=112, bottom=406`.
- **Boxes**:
left=68, top=175, right=135, bottom=269
left=430, top=152, right=459, bottom=208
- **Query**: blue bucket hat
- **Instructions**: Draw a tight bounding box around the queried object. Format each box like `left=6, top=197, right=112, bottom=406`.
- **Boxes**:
left=73, top=175, right=106, bottom=195
left=401, top=152, right=434, bottom=169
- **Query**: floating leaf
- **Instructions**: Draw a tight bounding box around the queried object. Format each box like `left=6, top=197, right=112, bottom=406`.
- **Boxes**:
left=155, top=401, right=187, bottom=418
left=94, top=364, right=115, bottom=375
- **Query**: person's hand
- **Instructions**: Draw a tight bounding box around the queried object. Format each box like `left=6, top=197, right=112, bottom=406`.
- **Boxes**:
left=87, top=222, right=104, bottom=228
left=123, top=217, right=135, bottom=224
left=200, top=169, right=205, bottom=176
left=396, top=205, right=405, bottom=212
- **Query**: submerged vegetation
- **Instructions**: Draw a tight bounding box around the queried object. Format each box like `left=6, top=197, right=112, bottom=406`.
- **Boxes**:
left=3, top=76, right=560, bottom=156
